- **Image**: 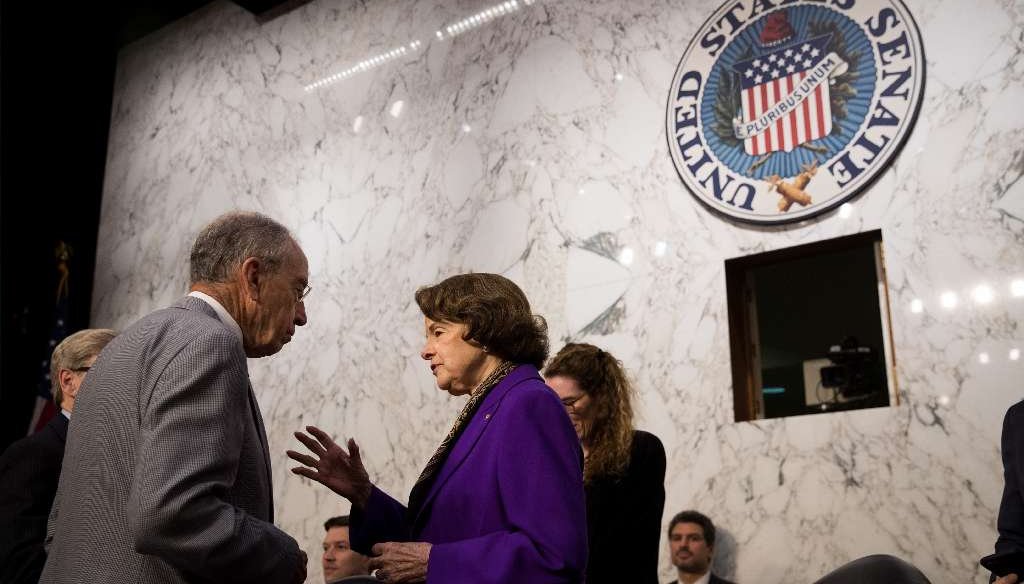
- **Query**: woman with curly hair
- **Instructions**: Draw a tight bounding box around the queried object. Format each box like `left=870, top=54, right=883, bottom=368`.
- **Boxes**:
left=544, top=343, right=666, bottom=584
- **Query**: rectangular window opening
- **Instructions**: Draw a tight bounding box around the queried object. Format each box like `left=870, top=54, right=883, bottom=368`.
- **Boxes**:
left=725, top=230, right=898, bottom=421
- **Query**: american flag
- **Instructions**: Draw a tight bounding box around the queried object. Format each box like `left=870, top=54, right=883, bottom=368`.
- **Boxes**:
left=733, top=34, right=834, bottom=156
left=27, top=244, right=71, bottom=435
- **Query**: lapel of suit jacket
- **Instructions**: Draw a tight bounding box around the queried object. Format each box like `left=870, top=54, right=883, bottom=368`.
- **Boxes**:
left=179, top=295, right=276, bottom=518
left=247, top=381, right=275, bottom=522
left=176, top=296, right=277, bottom=521
left=413, top=365, right=539, bottom=527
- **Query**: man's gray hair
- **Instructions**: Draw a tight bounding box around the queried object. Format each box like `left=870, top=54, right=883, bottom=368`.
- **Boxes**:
left=189, top=211, right=296, bottom=285
left=51, top=328, right=117, bottom=406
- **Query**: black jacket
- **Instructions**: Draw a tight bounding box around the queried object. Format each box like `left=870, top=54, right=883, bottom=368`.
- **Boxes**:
left=0, top=414, right=69, bottom=584
left=586, top=430, right=667, bottom=584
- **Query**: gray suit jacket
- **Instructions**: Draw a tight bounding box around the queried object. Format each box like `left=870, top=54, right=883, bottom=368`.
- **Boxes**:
left=41, top=296, right=301, bottom=583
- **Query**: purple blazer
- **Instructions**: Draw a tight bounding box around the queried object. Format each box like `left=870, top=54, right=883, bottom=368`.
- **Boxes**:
left=351, top=364, right=587, bottom=583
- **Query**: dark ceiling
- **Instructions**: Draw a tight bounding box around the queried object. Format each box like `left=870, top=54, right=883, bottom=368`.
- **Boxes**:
left=114, top=0, right=313, bottom=47
left=0, top=0, right=307, bottom=450
left=115, top=1, right=218, bottom=47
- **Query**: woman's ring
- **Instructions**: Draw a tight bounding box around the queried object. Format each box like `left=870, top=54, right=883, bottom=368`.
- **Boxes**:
left=372, top=568, right=386, bottom=581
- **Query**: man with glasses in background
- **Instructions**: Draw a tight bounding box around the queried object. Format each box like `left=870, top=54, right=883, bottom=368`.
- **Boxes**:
left=0, top=328, right=116, bottom=584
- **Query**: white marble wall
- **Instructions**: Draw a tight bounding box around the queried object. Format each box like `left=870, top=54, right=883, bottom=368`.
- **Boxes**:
left=92, top=0, right=1024, bottom=581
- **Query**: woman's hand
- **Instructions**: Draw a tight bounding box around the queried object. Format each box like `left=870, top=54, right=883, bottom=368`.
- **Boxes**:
left=995, top=574, right=1019, bottom=584
left=368, top=542, right=431, bottom=583
left=287, top=426, right=372, bottom=508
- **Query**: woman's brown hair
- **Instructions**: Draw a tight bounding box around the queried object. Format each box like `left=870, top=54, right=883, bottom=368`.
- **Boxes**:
left=544, top=343, right=635, bottom=483
left=415, top=273, right=549, bottom=369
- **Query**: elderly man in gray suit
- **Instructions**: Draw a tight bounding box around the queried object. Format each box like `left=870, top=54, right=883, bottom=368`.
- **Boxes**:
left=41, top=212, right=309, bottom=583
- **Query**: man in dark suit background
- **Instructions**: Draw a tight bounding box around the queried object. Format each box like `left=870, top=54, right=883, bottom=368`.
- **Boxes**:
left=667, top=510, right=736, bottom=584
left=0, top=328, right=116, bottom=584
left=41, top=211, right=309, bottom=583
left=990, top=400, right=1024, bottom=583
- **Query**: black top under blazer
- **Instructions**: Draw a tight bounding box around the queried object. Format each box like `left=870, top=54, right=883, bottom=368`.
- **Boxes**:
left=996, top=401, right=1024, bottom=559
left=585, top=429, right=667, bottom=584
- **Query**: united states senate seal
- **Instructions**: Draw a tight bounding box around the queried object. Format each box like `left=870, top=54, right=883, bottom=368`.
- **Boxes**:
left=666, top=0, right=925, bottom=224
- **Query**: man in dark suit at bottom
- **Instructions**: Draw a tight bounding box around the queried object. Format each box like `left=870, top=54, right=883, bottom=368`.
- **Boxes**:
left=0, top=328, right=116, bottom=584
left=667, top=510, right=736, bottom=584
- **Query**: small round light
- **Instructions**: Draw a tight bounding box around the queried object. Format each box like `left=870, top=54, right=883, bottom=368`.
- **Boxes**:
left=389, top=100, right=405, bottom=118
left=972, top=284, right=994, bottom=305
left=940, top=291, right=958, bottom=309
left=619, top=247, right=634, bottom=266
left=1011, top=279, right=1024, bottom=297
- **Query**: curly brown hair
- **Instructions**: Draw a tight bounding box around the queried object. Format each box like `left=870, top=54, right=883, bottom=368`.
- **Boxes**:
left=544, top=343, right=635, bottom=483
left=414, top=273, right=549, bottom=369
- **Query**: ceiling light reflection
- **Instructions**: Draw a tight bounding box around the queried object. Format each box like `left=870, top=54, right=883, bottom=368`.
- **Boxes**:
left=654, top=241, right=667, bottom=257
left=1010, top=348, right=1020, bottom=361
left=305, top=41, right=423, bottom=92
left=972, top=284, right=994, bottom=304
left=461, top=123, right=472, bottom=133
left=352, top=116, right=364, bottom=133
left=439, top=0, right=533, bottom=41
left=838, top=203, right=853, bottom=219
left=979, top=352, right=990, bottom=364
left=940, top=291, right=958, bottom=310
left=1012, top=279, right=1024, bottom=297
left=306, top=1, right=541, bottom=91
left=910, top=298, right=923, bottom=313
left=619, top=247, right=634, bottom=266
left=937, top=395, right=950, bottom=407
left=390, top=100, right=405, bottom=118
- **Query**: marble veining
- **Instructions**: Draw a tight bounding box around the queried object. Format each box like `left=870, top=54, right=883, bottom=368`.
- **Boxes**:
left=92, top=0, right=1024, bottom=581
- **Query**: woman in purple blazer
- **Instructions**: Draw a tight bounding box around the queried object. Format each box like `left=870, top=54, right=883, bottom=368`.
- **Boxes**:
left=289, top=274, right=587, bottom=583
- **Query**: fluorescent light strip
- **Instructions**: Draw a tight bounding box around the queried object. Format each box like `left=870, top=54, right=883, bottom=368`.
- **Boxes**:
left=438, top=0, right=533, bottom=41
left=306, top=0, right=539, bottom=91
left=304, top=40, right=424, bottom=92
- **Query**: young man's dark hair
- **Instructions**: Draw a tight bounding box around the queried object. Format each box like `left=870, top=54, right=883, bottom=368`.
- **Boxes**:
left=668, top=510, right=717, bottom=548
left=323, top=516, right=350, bottom=530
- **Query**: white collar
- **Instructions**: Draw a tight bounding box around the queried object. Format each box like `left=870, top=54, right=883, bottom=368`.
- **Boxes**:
left=188, top=291, right=244, bottom=345
left=678, top=572, right=712, bottom=584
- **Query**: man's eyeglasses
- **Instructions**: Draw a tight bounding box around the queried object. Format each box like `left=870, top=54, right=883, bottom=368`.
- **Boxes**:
left=560, top=395, right=585, bottom=410
left=295, top=284, right=312, bottom=303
